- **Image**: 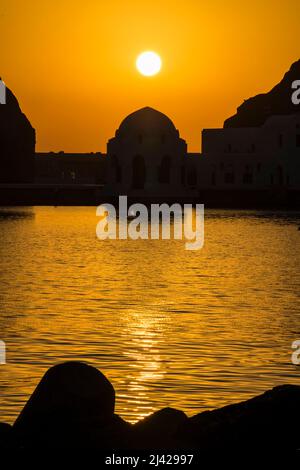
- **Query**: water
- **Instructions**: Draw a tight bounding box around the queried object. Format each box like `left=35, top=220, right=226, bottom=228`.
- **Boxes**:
left=0, top=206, right=300, bottom=424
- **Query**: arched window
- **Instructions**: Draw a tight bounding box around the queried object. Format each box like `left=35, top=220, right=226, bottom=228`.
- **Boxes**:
left=187, top=167, right=197, bottom=186
left=225, top=171, right=235, bottom=184
left=181, top=166, right=186, bottom=186
left=277, top=165, right=284, bottom=186
left=224, top=164, right=234, bottom=184
left=243, top=165, right=253, bottom=184
left=116, top=166, right=122, bottom=183
left=243, top=173, right=253, bottom=184
left=132, top=155, right=146, bottom=189
left=158, top=155, right=171, bottom=184
left=111, top=155, right=122, bottom=183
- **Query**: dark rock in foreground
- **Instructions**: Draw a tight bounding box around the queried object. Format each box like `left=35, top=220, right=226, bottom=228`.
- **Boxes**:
left=0, top=423, right=13, bottom=449
left=13, top=361, right=124, bottom=448
left=176, top=384, right=300, bottom=450
left=131, top=407, right=188, bottom=449
left=0, top=362, right=299, bottom=450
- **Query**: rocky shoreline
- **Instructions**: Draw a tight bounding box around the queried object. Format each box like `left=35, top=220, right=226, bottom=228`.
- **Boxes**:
left=0, top=362, right=299, bottom=450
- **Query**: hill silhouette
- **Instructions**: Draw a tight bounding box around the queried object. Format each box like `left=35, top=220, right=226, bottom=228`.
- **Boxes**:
left=0, top=81, right=35, bottom=183
left=224, top=59, right=300, bottom=128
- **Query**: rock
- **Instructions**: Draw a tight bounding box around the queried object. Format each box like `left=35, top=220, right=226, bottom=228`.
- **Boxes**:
left=176, top=385, right=300, bottom=450
left=224, top=59, right=300, bottom=128
left=131, top=407, right=188, bottom=449
left=86, top=414, right=132, bottom=449
left=13, top=361, right=116, bottom=448
left=0, top=422, right=13, bottom=449
left=0, top=81, right=35, bottom=183
left=9, top=363, right=300, bottom=450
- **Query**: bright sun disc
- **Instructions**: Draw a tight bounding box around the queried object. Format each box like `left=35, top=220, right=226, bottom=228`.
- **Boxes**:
left=136, top=51, right=162, bottom=76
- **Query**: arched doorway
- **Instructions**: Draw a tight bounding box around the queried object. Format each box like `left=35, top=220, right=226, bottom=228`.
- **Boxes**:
left=132, top=155, right=146, bottom=189
left=277, top=165, right=284, bottom=186
left=158, top=155, right=171, bottom=184
left=111, top=155, right=122, bottom=183
left=187, top=166, right=197, bottom=187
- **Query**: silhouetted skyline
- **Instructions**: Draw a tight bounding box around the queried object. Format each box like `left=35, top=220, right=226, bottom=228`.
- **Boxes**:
left=1, top=0, right=300, bottom=152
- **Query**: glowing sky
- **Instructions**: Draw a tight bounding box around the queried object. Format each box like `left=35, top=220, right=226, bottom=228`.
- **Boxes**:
left=1, top=0, right=299, bottom=152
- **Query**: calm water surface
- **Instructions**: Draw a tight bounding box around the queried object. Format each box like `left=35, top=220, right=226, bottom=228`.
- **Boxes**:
left=0, top=206, right=300, bottom=423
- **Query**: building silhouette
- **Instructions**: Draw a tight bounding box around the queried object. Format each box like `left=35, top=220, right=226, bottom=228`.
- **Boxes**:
left=35, top=152, right=106, bottom=185
left=105, top=107, right=193, bottom=199
left=201, top=113, right=300, bottom=190
left=1, top=59, right=300, bottom=205
left=199, top=59, right=300, bottom=193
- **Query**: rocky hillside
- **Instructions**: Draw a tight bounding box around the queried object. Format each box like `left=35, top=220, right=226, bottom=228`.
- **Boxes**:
left=0, top=81, right=35, bottom=183
left=224, top=59, right=300, bottom=128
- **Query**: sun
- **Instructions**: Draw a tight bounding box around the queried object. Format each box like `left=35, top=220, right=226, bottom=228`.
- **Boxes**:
left=136, top=51, right=162, bottom=76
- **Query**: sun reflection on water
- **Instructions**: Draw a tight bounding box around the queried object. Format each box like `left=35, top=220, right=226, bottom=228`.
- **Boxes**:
left=0, top=207, right=300, bottom=423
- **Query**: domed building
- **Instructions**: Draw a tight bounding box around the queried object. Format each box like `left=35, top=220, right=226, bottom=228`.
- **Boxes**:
left=105, top=107, right=192, bottom=199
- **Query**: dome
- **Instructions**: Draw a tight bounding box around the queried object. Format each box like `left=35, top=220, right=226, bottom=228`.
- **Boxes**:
left=117, top=107, right=177, bottom=135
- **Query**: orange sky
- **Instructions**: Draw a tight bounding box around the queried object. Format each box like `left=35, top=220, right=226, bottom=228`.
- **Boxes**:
left=1, top=0, right=299, bottom=152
